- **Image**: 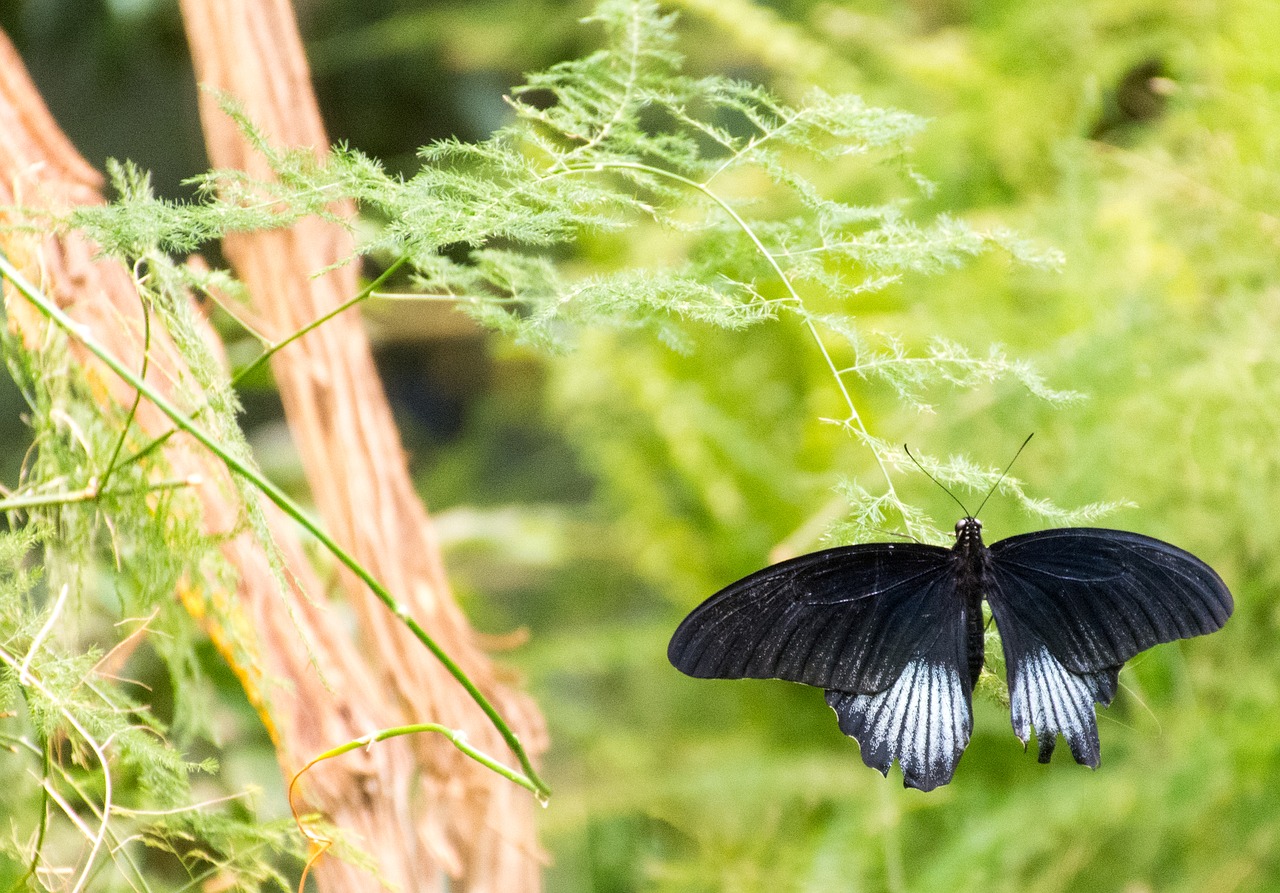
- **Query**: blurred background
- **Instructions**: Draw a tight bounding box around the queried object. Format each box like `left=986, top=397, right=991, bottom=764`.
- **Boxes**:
left=1, top=0, right=1277, bottom=890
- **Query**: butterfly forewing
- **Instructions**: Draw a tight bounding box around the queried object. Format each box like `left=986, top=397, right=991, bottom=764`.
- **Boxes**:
left=986, top=529, right=1232, bottom=673
left=668, top=543, right=955, bottom=692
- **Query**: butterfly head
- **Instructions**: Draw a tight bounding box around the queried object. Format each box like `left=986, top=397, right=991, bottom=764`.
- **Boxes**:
left=954, top=517, right=984, bottom=551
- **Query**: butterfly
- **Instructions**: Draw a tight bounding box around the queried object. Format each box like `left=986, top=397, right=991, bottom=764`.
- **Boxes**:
left=668, top=515, right=1232, bottom=791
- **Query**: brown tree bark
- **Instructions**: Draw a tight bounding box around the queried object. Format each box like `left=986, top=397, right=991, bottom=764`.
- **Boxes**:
left=0, top=5, right=545, bottom=890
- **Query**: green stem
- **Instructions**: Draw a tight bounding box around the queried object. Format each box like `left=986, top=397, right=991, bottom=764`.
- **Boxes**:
left=0, top=252, right=549, bottom=801
left=113, top=255, right=409, bottom=476
left=0, top=477, right=194, bottom=514
left=296, top=723, right=541, bottom=800
left=5, top=736, right=51, bottom=893
left=97, top=261, right=152, bottom=492
left=230, top=254, right=408, bottom=389
left=0, top=643, right=112, bottom=893
left=111, top=254, right=410, bottom=475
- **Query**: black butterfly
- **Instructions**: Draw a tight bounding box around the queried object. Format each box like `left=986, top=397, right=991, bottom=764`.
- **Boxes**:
left=668, top=517, right=1232, bottom=791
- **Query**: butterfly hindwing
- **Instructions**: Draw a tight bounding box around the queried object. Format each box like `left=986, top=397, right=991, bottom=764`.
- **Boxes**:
left=986, top=528, right=1232, bottom=765
left=825, top=609, right=973, bottom=791
left=991, top=612, right=1120, bottom=766
left=668, top=543, right=976, bottom=790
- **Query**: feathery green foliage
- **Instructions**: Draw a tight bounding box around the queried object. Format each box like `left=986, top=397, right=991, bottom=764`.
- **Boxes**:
left=0, top=0, right=1152, bottom=889
left=56, top=0, right=1076, bottom=550
left=0, top=331, right=296, bottom=889
left=473, top=3, right=1277, bottom=892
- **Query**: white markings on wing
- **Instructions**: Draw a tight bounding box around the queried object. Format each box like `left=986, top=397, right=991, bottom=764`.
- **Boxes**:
left=1008, top=644, right=1113, bottom=767
left=827, top=659, right=972, bottom=792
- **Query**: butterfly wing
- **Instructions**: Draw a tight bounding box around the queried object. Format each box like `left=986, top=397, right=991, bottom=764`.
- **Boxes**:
left=668, top=543, right=975, bottom=790
left=823, top=624, right=972, bottom=791
left=985, top=528, right=1232, bottom=766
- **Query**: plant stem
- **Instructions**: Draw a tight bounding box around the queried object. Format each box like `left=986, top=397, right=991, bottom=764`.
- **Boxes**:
left=229, top=253, right=408, bottom=389
left=97, top=260, right=152, bottom=492
left=0, top=643, right=112, bottom=893
left=290, top=723, right=542, bottom=806
left=110, top=255, right=409, bottom=476
left=0, top=477, right=194, bottom=514
left=108, top=254, right=409, bottom=482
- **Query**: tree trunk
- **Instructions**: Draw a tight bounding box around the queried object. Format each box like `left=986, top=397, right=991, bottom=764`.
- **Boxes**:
left=0, top=4, right=545, bottom=889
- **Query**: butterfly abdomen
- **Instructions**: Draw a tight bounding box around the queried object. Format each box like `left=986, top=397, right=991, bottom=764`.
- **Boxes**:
left=964, top=607, right=985, bottom=687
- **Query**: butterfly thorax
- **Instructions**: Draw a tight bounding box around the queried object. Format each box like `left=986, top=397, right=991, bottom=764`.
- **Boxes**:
left=952, top=517, right=989, bottom=687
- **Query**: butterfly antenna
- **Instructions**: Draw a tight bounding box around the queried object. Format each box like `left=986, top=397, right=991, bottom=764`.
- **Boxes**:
left=973, top=433, right=1034, bottom=519
left=903, top=444, right=972, bottom=518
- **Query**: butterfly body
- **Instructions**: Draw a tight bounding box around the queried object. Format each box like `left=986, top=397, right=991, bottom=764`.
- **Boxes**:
left=669, top=518, right=1231, bottom=791
left=952, top=518, right=989, bottom=687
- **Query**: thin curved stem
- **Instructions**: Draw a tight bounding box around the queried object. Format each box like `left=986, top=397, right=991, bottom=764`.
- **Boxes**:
left=4, top=736, right=51, bottom=893
left=230, top=253, right=408, bottom=389
left=112, top=254, right=409, bottom=477
left=290, top=722, right=541, bottom=811
left=97, top=261, right=152, bottom=493
left=288, top=722, right=543, bottom=892
left=0, top=643, right=112, bottom=893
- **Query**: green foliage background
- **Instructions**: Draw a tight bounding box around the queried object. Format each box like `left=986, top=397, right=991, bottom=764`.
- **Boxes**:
left=1, top=0, right=1277, bottom=891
